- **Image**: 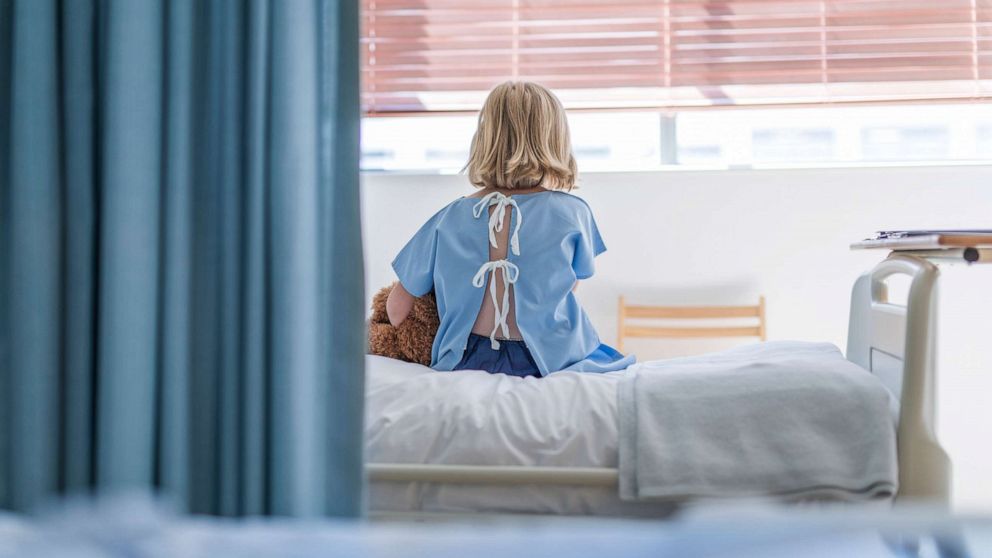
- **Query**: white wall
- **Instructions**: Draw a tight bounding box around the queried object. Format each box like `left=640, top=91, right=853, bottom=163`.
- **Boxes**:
left=361, top=164, right=992, bottom=510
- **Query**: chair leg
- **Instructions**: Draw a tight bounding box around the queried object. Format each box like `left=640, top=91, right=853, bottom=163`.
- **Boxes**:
left=758, top=295, right=767, bottom=341
left=617, top=295, right=626, bottom=352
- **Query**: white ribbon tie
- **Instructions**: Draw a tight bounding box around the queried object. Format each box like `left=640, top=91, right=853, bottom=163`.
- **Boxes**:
left=471, top=191, right=526, bottom=350
left=471, top=260, right=520, bottom=350
left=471, top=192, right=522, bottom=256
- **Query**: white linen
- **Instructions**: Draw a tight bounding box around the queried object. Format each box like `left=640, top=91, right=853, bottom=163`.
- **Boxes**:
left=618, top=342, right=898, bottom=502
left=366, top=355, right=619, bottom=469
left=364, top=345, right=897, bottom=516
left=365, top=355, right=671, bottom=516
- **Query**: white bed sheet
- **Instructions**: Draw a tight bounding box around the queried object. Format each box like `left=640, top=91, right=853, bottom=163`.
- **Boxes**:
left=365, top=355, right=672, bottom=517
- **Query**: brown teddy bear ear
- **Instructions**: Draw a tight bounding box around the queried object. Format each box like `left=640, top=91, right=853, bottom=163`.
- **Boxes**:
left=368, top=322, right=404, bottom=360
left=370, top=282, right=396, bottom=324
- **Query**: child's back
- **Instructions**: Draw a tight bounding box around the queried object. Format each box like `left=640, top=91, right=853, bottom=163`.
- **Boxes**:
left=388, top=82, right=633, bottom=377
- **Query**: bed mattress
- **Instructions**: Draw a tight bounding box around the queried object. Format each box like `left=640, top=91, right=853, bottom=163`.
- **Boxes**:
left=365, top=355, right=673, bottom=517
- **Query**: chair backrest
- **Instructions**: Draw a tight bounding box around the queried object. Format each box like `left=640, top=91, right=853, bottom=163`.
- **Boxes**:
left=616, top=296, right=766, bottom=352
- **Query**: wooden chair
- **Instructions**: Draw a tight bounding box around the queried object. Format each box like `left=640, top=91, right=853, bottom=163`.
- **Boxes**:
left=617, top=296, right=766, bottom=352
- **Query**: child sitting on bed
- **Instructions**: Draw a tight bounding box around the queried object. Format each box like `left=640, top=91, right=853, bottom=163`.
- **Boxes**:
left=386, top=81, right=634, bottom=378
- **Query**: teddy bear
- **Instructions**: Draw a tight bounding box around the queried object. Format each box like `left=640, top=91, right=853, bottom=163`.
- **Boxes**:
left=367, top=282, right=439, bottom=366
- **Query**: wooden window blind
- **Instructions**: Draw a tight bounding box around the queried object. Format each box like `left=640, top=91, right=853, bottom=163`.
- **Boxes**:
left=361, top=0, right=992, bottom=115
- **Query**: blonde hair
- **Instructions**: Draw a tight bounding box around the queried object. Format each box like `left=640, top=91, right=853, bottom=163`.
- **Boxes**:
left=464, top=81, right=577, bottom=191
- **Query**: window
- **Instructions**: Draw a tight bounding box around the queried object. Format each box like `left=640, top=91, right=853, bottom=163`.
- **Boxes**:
left=361, top=1, right=992, bottom=114
left=751, top=128, right=836, bottom=163
left=672, top=103, right=992, bottom=167
left=360, top=1, right=992, bottom=171
left=861, top=126, right=950, bottom=161
left=362, top=104, right=992, bottom=171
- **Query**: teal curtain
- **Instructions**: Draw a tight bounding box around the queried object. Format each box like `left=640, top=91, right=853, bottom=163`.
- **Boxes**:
left=0, top=0, right=365, bottom=517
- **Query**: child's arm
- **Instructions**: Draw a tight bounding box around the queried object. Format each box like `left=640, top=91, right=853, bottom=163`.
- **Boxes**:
left=386, top=282, right=416, bottom=326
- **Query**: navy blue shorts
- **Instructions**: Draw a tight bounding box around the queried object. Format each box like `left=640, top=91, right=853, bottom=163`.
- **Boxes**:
left=453, top=333, right=541, bottom=378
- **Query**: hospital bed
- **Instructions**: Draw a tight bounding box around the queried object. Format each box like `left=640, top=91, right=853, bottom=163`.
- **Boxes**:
left=365, top=254, right=950, bottom=518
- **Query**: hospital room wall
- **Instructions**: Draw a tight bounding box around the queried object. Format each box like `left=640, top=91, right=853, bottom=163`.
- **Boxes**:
left=363, top=165, right=992, bottom=351
left=362, top=164, right=992, bottom=511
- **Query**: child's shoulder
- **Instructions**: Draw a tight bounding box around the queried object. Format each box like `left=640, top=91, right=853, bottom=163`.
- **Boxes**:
left=416, top=196, right=478, bottom=232
left=542, top=190, right=596, bottom=221
left=545, top=189, right=592, bottom=208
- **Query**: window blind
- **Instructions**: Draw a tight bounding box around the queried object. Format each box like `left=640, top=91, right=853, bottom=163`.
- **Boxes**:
left=361, top=0, right=992, bottom=115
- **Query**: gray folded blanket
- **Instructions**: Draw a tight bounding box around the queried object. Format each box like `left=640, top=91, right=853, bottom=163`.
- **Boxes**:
left=618, top=341, right=898, bottom=502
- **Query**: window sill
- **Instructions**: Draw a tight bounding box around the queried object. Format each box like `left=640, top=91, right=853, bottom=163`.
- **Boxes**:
left=361, top=159, right=992, bottom=177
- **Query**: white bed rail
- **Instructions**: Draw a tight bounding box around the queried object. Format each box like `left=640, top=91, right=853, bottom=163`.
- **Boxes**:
left=847, top=254, right=951, bottom=505
left=367, top=463, right=618, bottom=486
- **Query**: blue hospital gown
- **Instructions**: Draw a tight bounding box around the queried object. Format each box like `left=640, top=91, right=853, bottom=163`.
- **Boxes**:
left=392, top=190, right=635, bottom=376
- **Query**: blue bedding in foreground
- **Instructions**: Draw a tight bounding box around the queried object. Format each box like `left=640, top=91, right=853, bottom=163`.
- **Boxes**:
left=0, top=496, right=989, bottom=558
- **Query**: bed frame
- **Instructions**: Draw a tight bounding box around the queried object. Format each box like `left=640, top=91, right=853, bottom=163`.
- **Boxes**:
left=368, top=254, right=952, bottom=509
left=846, top=253, right=950, bottom=504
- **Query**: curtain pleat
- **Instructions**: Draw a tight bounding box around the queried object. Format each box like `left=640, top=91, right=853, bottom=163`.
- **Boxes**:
left=188, top=1, right=220, bottom=507
left=0, top=0, right=10, bottom=508
left=7, top=0, right=63, bottom=511
left=241, top=0, right=272, bottom=517
left=0, top=0, right=364, bottom=518
left=96, top=0, right=164, bottom=490
left=268, top=0, right=324, bottom=517
left=157, top=0, right=194, bottom=509
left=59, top=0, right=98, bottom=495
left=320, top=0, right=365, bottom=516
left=216, top=0, right=245, bottom=518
